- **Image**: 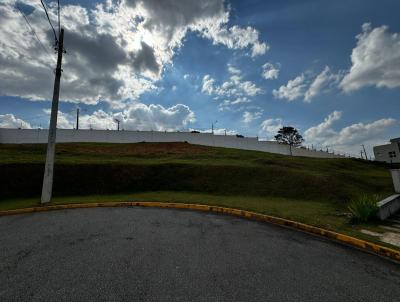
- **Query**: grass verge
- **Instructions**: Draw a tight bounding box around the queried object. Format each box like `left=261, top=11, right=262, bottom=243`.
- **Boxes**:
left=1, top=191, right=398, bottom=251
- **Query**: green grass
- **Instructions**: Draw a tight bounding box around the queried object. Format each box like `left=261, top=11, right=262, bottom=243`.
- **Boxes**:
left=348, top=194, right=380, bottom=223
left=0, top=142, right=397, bottom=250
left=1, top=191, right=397, bottom=250
left=0, top=142, right=394, bottom=202
left=0, top=192, right=339, bottom=226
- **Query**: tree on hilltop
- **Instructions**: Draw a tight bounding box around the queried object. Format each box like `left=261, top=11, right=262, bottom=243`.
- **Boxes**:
left=274, top=126, right=304, bottom=156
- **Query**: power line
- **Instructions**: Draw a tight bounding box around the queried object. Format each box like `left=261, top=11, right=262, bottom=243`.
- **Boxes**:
left=15, top=2, right=55, bottom=66
left=57, top=0, right=60, bottom=37
left=40, top=0, right=58, bottom=43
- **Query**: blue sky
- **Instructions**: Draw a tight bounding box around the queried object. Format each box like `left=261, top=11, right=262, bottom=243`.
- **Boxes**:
left=1, top=0, right=400, bottom=156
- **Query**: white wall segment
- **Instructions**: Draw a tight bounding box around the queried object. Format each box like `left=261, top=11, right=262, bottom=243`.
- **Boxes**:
left=0, top=128, right=344, bottom=159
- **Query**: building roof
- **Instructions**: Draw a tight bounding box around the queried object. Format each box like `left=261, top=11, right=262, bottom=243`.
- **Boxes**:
left=390, top=137, right=400, bottom=143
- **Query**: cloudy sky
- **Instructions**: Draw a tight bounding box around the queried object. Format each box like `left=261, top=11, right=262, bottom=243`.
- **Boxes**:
left=0, top=0, right=399, bottom=156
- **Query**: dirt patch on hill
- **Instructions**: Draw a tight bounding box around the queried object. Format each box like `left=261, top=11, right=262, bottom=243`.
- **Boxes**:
left=56, top=142, right=212, bottom=156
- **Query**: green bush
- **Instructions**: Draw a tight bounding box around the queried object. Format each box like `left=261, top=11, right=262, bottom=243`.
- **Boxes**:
left=348, top=195, right=379, bottom=223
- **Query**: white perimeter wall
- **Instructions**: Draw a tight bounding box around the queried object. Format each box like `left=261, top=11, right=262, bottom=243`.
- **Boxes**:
left=0, top=128, right=344, bottom=159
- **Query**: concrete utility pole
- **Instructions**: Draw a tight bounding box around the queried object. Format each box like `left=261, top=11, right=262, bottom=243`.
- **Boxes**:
left=76, top=108, right=79, bottom=130
left=41, top=28, right=64, bottom=204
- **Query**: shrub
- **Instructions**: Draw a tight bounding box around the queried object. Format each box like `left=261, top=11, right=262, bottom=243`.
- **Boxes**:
left=348, top=195, right=379, bottom=223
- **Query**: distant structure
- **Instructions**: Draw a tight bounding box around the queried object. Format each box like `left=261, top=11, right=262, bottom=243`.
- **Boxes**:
left=374, top=138, right=400, bottom=163
left=0, top=128, right=345, bottom=159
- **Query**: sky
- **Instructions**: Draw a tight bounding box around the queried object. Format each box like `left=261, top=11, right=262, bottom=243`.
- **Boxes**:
left=0, top=0, right=400, bottom=157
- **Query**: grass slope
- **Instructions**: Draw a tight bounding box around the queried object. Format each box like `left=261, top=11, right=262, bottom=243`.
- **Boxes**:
left=0, top=142, right=398, bottom=249
left=0, top=142, right=394, bottom=202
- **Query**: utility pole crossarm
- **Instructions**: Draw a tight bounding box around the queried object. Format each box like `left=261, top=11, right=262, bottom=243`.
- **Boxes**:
left=41, top=28, right=64, bottom=204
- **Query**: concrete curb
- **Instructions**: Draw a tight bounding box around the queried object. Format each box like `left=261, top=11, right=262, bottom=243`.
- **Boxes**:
left=1, top=201, right=399, bottom=261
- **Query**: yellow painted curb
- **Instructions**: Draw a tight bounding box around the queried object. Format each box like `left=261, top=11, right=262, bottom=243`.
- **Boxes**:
left=1, top=201, right=399, bottom=261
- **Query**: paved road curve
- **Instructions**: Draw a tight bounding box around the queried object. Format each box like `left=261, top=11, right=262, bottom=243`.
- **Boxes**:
left=1, top=207, right=399, bottom=301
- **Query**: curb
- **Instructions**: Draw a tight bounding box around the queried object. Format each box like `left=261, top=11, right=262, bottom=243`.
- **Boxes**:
left=1, top=201, right=399, bottom=261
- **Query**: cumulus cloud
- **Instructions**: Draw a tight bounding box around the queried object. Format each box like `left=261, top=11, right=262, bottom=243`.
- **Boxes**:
left=0, top=0, right=268, bottom=108
left=242, top=111, right=262, bottom=124
left=303, top=111, right=342, bottom=144
left=200, top=23, right=268, bottom=58
left=262, top=62, right=280, bottom=80
left=273, top=66, right=341, bottom=102
left=340, top=23, right=400, bottom=92
left=227, top=64, right=241, bottom=75
left=218, top=97, right=251, bottom=111
left=259, top=118, right=283, bottom=138
left=272, top=74, right=307, bottom=101
left=202, top=68, right=263, bottom=112
left=0, top=113, right=32, bottom=129
left=201, top=75, right=216, bottom=95
left=5, top=103, right=195, bottom=131
left=304, top=66, right=341, bottom=102
left=304, top=111, right=398, bottom=154
left=202, top=67, right=263, bottom=99
left=76, top=103, right=195, bottom=131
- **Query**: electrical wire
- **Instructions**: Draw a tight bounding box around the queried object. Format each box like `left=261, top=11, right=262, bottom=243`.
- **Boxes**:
left=57, top=0, right=60, bottom=37
left=14, top=2, right=56, bottom=67
left=40, top=0, right=58, bottom=43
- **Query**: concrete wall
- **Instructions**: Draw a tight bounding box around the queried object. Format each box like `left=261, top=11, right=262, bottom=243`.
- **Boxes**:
left=377, top=194, right=400, bottom=220
left=392, top=169, right=400, bottom=193
left=373, top=142, right=400, bottom=163
left=0, top=128, right=344, bottom=159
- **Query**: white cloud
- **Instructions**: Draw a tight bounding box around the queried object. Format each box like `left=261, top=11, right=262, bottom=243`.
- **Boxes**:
left=0, top=0, right=268, bottom=108
left=5, top=102, right=195, bottom=131
left=202, top=68, right=263, bottom=112
left=259, top=118, right=283, bottom=138
left=340, top=23, right=400, bottom=92
left=262, top=62, right=279, bottom=80
left=304, top=66, right=341, bottom=102
left=227, top=64, right=241, bottom=75
left=242, top=111, right=262, bottom=124
left=200, top=24, right=269, bottom=58
left=272, top=74, right=307, bottom=101
left=273, top=66, right=341, bottom=102
left=42, top=109, right=74, bottom=129
left=304, top=111, right=398, bottom=154
left=201, top=75, right=216, bottom=95
left=218, top=97, right=251, bottom=111
left=183, top=74, right=190, bottom=80
left=0, top=113, right=32, bottom=129
left=202, top=71, right=263, bottom=99
left=303, top=111, right=342, bottom=144
left=76, top=103, right=196, bottom=131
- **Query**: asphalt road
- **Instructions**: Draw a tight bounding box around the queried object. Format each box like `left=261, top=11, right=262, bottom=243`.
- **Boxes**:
left=1, top=207, right=399, bottom=301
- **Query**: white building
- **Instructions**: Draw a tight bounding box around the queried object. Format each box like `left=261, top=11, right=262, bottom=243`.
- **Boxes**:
left=373, top=138, right=400, bottom=163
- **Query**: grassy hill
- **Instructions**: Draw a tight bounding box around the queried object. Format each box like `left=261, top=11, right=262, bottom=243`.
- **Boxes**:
left=1, top=142, right=398, bottom=248
left=0, top=142, right=395, bottom=202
